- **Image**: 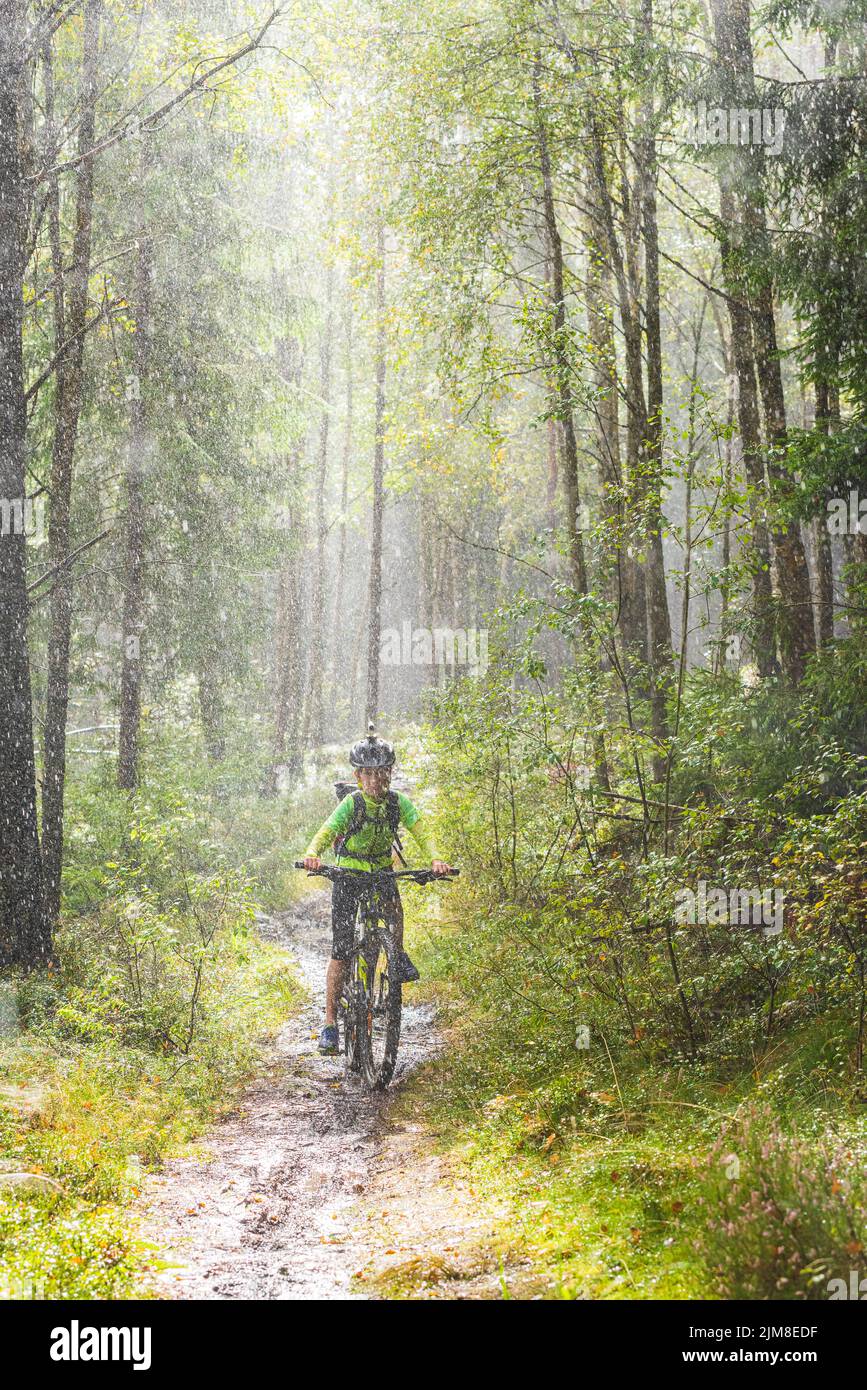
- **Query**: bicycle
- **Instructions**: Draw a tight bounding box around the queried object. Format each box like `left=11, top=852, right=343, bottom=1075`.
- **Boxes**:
left=293, top=862, right=459, bottom=1089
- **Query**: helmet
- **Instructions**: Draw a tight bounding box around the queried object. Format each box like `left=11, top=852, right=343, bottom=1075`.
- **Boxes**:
left=349, top=724, right=396, bottom=770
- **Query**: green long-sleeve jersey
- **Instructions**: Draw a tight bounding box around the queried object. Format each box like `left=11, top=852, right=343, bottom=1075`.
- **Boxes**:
left=303, top=790, right=436, bottom=871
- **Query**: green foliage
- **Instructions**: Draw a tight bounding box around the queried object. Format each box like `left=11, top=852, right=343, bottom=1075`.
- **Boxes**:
left=394, top=629, right=867, bottom=1295
left=0, top=750, right=304, bottom=1299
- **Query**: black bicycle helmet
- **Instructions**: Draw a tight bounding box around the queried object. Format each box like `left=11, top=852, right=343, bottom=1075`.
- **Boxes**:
left=349, top=723, right=396, bottom=770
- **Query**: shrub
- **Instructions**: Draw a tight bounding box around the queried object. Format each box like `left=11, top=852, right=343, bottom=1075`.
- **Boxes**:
left=694, top=1106, right=867, bottom=1299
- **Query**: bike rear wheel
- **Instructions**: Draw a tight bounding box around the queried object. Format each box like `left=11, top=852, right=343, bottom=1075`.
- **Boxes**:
left=361, top=931, right=402, bottom=1090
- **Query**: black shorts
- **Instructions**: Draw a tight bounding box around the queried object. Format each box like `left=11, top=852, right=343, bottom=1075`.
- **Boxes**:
left=331, top=874, right=402, bottom=961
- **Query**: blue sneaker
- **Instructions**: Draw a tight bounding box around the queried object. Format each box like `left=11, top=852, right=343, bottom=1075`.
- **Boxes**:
left=318, top=1025, right=339, bottom=1055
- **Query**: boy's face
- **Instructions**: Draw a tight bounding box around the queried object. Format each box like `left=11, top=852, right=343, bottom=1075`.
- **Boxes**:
left=357, top=765, right=391, bottom=800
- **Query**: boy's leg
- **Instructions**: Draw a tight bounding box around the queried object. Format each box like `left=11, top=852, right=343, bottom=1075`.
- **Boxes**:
left=325, top=959, right=345, bottom=1028
left=383, top=885, right=404, bottom=948
left=382, top=884, right=418, bottom=980
left=325, top=876, right=358, bottom=1027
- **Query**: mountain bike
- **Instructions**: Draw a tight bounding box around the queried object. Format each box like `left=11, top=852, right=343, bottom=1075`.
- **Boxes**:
left=293, top=863, right=459, bottom=1089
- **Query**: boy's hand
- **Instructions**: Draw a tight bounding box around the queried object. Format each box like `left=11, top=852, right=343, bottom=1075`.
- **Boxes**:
left=431, top=860, right=452, bottom=876
left=303, top=856, right=322, bottom=871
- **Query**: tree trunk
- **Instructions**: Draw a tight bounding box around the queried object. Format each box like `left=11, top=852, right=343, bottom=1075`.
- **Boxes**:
left=534, top=65, right=609, bottom=787
left=41, top=2, right=100, bottom=924
left=329, top=293, right=353, bottom=698
left=813, top=381, right=835, bottom=645
left=305, top=263, right=334, bottom=745
left=587, top=118, right=648, bottom=662
left=638, top=0, right=673, bottom=772
left=710, top=0, right=815, bottom=682
left=264, top=306, right=306, bottom=792
left=534, top=64, right=588, bottom=598
left=264, top=504, right=304, bottom=795
left=0, top=2, right=48, bottom=966
left=545, top=417, right=559, bottom=535
left=715, top=317, right=735, bottom=672
left=117, top=226, right=153, bottom=790
left=751, top=287, right=816, bottom=680
left=718, top=189, right=778, bottom=676
left=584, top=238, right=621, bottom=515
left=365, top=229, right=386, bottom=727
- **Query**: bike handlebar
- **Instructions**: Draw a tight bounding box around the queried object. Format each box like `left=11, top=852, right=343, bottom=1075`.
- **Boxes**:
left=293, top=862, right=460, bottom=885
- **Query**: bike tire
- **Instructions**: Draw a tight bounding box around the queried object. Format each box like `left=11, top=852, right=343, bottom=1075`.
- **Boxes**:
left=342, top=986, right=362, bottom=1074
left=361, top=930, right=402, bottom=1090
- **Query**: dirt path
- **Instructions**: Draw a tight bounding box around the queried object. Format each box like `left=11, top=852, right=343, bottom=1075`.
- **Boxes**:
left=139, top=895, right=517, bottom=1300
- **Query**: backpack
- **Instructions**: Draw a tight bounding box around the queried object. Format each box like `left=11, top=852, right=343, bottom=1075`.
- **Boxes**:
left=332, top=782, right=405, bottom=865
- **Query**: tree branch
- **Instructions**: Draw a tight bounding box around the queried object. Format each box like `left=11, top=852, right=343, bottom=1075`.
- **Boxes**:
left=25, top=299, right=119, bottom=404
left=28, top=527, right=113, bottom=599
left=30, top=5, right=286, bottom=185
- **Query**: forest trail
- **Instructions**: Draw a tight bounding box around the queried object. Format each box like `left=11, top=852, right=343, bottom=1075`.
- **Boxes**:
left=138, top=895, right=517, bottom=1300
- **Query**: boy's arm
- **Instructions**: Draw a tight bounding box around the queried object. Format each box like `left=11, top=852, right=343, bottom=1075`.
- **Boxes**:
left=303, top=795, right=354, bottom=859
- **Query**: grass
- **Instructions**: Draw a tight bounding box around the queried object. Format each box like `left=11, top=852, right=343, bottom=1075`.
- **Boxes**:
left=0, top=726, right=319, bottom=1301
left=389, top=896, right=867, bottom=1301
left=0, top=931, right=300, bottom=1300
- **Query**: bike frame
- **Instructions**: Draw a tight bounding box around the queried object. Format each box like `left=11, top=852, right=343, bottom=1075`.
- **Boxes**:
left=342, top=880, right=395, bottom=1075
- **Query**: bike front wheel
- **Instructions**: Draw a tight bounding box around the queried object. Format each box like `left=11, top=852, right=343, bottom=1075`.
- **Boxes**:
left=341, top=986, right=363, bottom=1074
left=361, top=931, right=402, bottom=1090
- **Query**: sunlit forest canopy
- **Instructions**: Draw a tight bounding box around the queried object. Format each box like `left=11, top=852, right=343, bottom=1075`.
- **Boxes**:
left=3, top=2, right=865, bottom=849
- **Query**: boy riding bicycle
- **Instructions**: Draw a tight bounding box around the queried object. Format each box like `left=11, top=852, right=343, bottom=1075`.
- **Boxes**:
left=301, top=729, right=452, bottom=1054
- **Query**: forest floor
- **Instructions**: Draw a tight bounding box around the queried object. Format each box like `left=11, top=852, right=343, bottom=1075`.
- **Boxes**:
left=138, top=894, right=528, bottom=1300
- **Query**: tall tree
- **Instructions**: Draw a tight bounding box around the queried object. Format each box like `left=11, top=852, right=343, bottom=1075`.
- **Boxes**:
left=532, top=60, right=588, bottom=600
left=637, top=0, right=674, bottom=770
left=0, top=1, right=48, bottom=966
left=303, top=259, right=334, bottom=746
left=710, top=0, right=816, bottom=682
left=328, top=290, right=354, bottom=704
left=364, top=226, right=386, bottom=727
left=42, top=0, right=101, bottom=923
left=117, top=210, right=153, bottom=791
left=717, top=189, right=778, bottom=676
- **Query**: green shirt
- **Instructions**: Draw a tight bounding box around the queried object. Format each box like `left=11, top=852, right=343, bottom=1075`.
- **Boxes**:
left=304, top=790, right=435, bottom=871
